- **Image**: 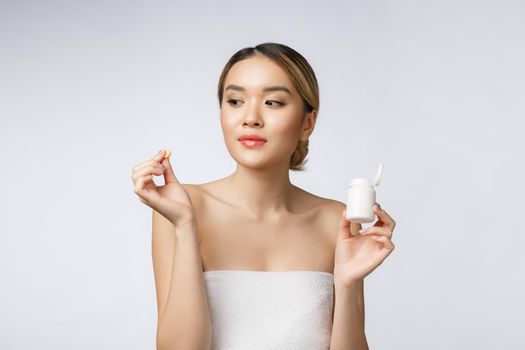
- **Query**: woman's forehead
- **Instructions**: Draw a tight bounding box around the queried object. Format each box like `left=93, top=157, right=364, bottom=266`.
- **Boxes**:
left=225, top=57, right=295, bottom=94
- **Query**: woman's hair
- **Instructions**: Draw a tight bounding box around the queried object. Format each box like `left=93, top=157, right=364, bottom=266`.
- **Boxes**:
left=217, top=42, right=320, bottom=171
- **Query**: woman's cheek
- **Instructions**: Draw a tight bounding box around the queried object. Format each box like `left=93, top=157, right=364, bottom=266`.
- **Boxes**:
left=267, top=116, right=301, bottom=140
left=220, top=112, right=239, bottom=134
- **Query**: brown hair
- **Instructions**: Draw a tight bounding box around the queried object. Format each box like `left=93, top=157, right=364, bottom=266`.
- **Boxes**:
left=217, top=42, right=320, bottom=171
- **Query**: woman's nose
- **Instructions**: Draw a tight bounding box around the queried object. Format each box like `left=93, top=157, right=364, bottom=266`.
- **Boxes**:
left=243, top=106, right=263, bottom=127
left=243, top=117, right=262, bottom=127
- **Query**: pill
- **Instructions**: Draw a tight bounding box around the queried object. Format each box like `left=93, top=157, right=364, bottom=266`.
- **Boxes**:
left=164, top=149, right=171, bottom=159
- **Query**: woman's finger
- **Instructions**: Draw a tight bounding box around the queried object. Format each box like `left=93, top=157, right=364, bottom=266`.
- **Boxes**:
left=133, top=160, right=161, bottom=173
left=159, top=150, right=179, bottom=184
left=373, top=203, right=396, bottom=232
left=132, top=163, right=165, bottom=182
left=359, top=226, right=392, bottom=238
left=131, top=150, right=169, bottom=173
left=134, top=173, right=160, bottom=204
left=134, top=173, right=150, bottom=196
left=132, top=162, right=164, bottom=192
left=136, top=174, right=154, bottom=194
left=369, top=235, right=395, bottom=251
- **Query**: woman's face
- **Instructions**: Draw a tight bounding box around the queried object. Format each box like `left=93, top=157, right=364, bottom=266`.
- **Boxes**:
left=220, top=54, right=316, bottom=169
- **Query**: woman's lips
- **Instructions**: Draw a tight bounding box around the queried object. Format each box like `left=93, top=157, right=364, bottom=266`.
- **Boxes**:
left=239, top=139, right=266, bottom=147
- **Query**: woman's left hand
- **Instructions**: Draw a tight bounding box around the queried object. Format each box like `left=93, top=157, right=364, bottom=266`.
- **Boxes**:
left=334, top=202, right=396, bottom=287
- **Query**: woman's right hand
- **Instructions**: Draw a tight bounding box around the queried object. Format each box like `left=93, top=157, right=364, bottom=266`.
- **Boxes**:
left=131, top=150, right=196, bottom=231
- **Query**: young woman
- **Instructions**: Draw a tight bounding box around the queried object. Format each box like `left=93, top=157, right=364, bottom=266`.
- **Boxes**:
left=131, top=42, right=396, bottom=350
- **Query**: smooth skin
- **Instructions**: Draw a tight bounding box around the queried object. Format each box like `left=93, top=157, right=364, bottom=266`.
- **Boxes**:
left=132, top=54, right=396, bottom=349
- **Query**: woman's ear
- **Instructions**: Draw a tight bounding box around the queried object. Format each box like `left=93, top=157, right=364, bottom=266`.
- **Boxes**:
left=300, top=110, right=317, bottom=141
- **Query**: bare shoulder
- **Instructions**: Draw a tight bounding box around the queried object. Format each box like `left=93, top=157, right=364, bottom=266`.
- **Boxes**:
left=179, top=181, right=220, bottom=203
left=302, top=192, right=362, bottom=242
left=293, top=187, right=340, bottom=216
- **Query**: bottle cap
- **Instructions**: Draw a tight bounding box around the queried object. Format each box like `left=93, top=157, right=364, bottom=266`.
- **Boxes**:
left=349, top=178, right=372, bottom=186
left=349, top=163, right=384, bottom=187
left=373, top=163, right=384, bottom=186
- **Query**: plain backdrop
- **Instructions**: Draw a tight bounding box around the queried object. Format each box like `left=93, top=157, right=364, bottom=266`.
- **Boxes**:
left=1, top=0, right=524, bottom=349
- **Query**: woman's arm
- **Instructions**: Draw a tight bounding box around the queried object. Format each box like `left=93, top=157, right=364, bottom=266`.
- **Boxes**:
left=330, top=278, right=368, bottom=350
left=328, top=204, right=368, bottom=350
left=330, top=201, right=396, bottom=349
left=152, top=210, right=212, bottom=350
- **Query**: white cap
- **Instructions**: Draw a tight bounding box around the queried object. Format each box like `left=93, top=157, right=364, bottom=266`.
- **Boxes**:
left=349, top=163, right=384, bottom=187
left=373, top=163, right=384, bottom=186
left=349, top=178, right=372, bottom=186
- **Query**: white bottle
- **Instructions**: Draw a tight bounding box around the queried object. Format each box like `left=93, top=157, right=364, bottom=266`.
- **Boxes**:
left=346, top=163, right=384, bottom=223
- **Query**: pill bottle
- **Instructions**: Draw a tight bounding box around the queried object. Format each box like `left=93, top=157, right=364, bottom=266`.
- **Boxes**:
left=346, top=163, right=383, bottom=223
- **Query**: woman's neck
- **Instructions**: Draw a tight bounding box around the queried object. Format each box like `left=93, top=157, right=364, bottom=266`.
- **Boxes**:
left=225, top=164, right=297, bottom=220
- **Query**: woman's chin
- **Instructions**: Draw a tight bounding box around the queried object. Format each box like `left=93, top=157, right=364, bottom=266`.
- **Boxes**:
left=235, top=158, right=269, bottom=169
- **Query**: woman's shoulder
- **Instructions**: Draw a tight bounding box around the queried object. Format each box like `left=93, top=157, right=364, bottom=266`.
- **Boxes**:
left=294, top=187, right=361, bottom=238
left=178, top=181, right=230, bottom=217
left=293, top=186, right=346, bottom=215
left=302, top=190, right=362, bottom=237
left=290, top=188, right=355, bottom=255
left=179, top=181, right=223, bottom=208
left=300, top=189, right=346, bottom=231
left=179, top=183, right=204, bottom=205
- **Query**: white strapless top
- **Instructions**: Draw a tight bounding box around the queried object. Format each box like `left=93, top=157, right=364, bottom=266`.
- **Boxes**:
left=203, top=270, right=334, bottom=350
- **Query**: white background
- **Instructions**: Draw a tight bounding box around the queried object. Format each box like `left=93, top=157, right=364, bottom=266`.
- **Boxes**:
left=1, top=0, right=524, bottom=349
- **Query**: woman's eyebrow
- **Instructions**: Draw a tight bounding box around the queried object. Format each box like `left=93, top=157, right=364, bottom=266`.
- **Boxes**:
left=225, top=84, right=291, bottom=95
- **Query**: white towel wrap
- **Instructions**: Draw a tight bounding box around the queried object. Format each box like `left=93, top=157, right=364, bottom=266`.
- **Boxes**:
left=203, top=270, right=334, bottom=350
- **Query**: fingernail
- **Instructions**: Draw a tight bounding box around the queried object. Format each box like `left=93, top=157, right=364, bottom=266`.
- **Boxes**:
left=164, top=149, right=171, bottom=159
left=374, top=202, right=381, bottom=210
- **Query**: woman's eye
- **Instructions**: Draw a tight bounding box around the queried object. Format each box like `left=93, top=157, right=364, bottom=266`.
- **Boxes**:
left=266, top=100, right=284, bottom=107
left=226, top=99, right=242, bottom=106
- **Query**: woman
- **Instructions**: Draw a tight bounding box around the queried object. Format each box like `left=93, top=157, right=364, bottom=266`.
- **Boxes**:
left=131, top=42, right=396, bottom=350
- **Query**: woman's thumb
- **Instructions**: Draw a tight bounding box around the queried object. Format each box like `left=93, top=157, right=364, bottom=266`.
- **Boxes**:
left=159, top=150, right=179, bottom=184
